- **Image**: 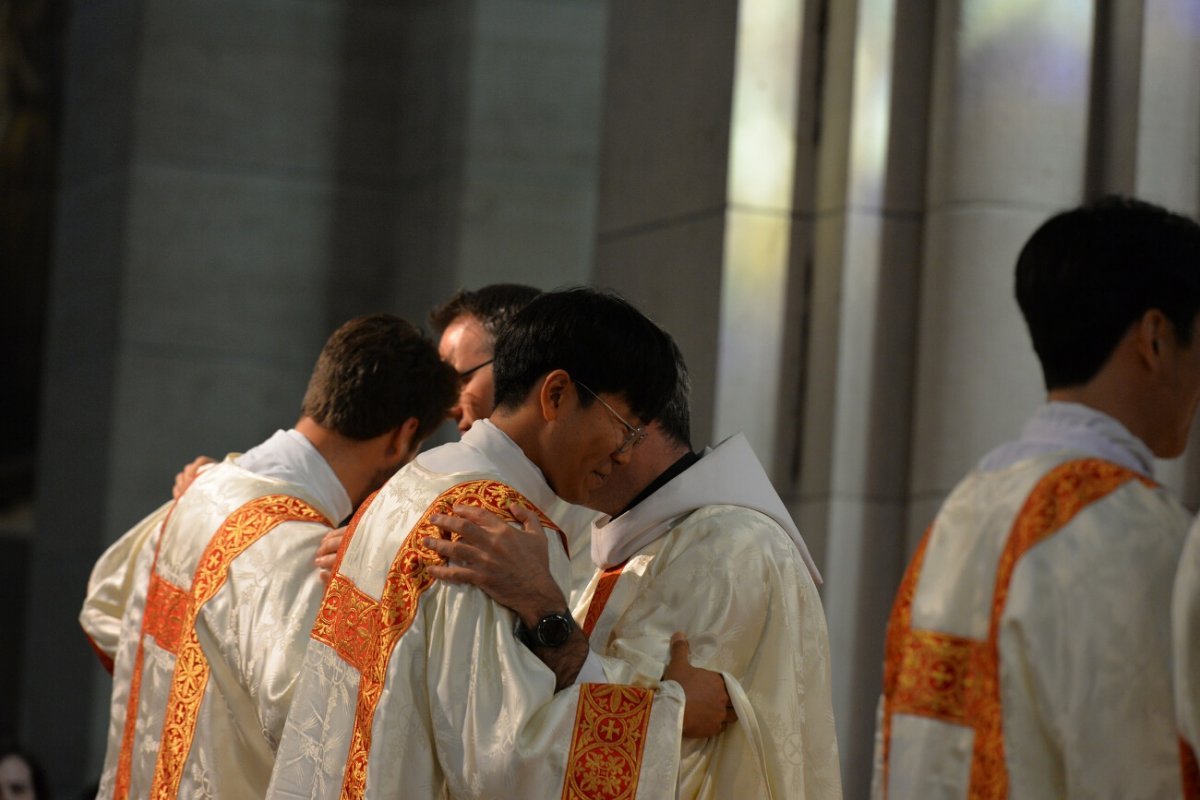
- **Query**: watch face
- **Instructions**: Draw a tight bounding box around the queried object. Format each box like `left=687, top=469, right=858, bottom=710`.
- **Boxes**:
left=536, top=613, right=573, bottom=647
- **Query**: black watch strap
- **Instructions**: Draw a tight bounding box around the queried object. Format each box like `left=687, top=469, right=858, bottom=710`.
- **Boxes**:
left=514, top=610, right=575, bottom=648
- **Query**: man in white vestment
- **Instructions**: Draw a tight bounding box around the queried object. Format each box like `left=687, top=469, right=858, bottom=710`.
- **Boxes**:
left=268, top=289, right=733, bottom=800
left=871, top=196, right=1200, bottom=798
left=79, top=315, right=458, bottom=799
left=1175, top=516, right=1200, bottom=794
left=424, top=339, right=844, bottom=798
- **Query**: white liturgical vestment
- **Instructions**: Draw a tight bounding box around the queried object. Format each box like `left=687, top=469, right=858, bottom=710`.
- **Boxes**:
left=873, top=403, right=1191, bottom=799
left=81, top=430, right=344, bottom=799
left=581, top=433, right=842, bottom=799
left=267, top=420, right=685, bottom=800
left=1173, top=515, right=1200, bottom=795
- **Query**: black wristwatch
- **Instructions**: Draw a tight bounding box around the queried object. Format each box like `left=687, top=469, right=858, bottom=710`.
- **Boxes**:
left=514, top=610, right=575, bottom=648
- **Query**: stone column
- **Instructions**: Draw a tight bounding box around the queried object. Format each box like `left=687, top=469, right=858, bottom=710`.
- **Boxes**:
left=30, top=0, right=417, bottom=791
left=907, top=1, right=1096, bottom=542
left=593, top=1, right=741, bottom=450
left=396, top=0, right=607, bottom=316
left=799, top=2, right=935, bottom=793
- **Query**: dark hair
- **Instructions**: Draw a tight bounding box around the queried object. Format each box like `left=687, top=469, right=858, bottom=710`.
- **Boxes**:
left=300, top=314, right=458, bottom=441
left=491, top=288, right=676, bottom=424
left=657, top=334, right=692, bottom=448
left=0, top=743, right=49, bottom=799
left=428, top=284, right=543, bottom=339
left=1016, top=195, right=1200, bottom=389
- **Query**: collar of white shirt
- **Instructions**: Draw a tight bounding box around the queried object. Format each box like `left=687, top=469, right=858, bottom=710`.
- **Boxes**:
left=975, top=401, right=1156, bottom=478
left=234, top=428, right=352, bottom=523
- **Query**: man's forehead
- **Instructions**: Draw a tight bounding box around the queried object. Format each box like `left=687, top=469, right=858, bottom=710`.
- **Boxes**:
left=438, top=313, right=492, bottom=358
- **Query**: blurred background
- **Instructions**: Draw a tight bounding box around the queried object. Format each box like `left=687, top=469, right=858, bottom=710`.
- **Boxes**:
left=2, top=0, right=1199, bottom=796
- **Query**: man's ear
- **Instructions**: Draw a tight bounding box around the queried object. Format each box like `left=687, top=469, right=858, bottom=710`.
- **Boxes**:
left=537, top=369, right=572, bottom=422
left=386, top=417, right=422, bottom=460
left=1135, top=309, right=1172, bottom=371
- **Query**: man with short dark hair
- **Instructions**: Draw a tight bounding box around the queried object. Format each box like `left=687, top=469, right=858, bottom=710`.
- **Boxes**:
left=873, top=196, right=1200, bottom=798
left=268, top=289, right=728, bottom=800
left=424, top=336, right=845, bottom=797
left=80, top=314, right=457, bottom=799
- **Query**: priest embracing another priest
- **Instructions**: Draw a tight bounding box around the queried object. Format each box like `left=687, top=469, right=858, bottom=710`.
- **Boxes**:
left=265, top=288, right=846, bottom=799
left=404, top=301, right=844, bottom=798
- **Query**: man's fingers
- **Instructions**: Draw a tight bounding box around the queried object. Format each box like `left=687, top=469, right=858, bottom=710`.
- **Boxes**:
left=422, top=535, right=487, bottom=568
left=425, top=562, right=480, bottom=585
left=508, top=503, right=543, bottom=533
left=450, top=504, right=509, bottom=529
left=315, top=528, right=346, bottom=559
left=172, top=455, right=215, bottom=499
left=668, top=631, right=691, bottom=666
left=318, top=568, right=333, bottom=585
left=430, top=512, right=490, bottom=545
left=314, top=554, right=336, bottom=571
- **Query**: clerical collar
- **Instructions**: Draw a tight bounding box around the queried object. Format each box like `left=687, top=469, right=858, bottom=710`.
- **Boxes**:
left=613, top=450, right=700, bottom=518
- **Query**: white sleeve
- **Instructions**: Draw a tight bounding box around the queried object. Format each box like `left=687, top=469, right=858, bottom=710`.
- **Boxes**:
left=79, top=500, right=173, bottom=667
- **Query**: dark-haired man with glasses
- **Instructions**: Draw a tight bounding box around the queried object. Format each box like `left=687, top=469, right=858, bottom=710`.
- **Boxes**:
left=423, top=335, right=844, bottom=798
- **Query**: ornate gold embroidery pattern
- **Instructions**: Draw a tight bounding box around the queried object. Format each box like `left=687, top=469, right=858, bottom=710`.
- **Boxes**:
left=315, top=480, right=561, bottom=800
left=881, top=459, right=1145, bottom=799
left=144, top=572, right=190, bottom=654
left=148, top=495, right=331, bottom=800
left=582, top=562, right=627, bottom=637
left=560, top=684, right=654, bottom=800
left=1181, top=737, right=1200, bottom=799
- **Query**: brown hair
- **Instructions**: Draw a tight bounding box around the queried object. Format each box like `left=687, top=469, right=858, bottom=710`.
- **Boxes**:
left=300, top=314, right=457, bottom=441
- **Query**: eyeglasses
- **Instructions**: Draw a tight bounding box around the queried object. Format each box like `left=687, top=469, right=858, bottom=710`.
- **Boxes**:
left=575, top=380, right=647, bottom=455
left=457, top=358, right=493, bottom=387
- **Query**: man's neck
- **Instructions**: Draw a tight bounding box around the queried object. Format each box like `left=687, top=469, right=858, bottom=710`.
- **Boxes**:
left=294, top=417, right=375, bottom=508
left=1047, top=376, right=1160, bottom=455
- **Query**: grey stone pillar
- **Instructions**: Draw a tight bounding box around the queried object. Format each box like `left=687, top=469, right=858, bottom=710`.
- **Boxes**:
left=32, top=0, right=416, bottom=791
left=396, top=0, right=607, bottom=313
left=907, top=2, right=1096, bottom=542
left=593, top=1, right=741, bottom=451
left=29, top=2, right=609, bottom=792
left=798, top=2, right=935, bottom=794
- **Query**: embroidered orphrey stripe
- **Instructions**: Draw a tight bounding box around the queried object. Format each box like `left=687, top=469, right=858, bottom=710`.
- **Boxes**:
left=143, top=494, right=330, bottom=800
left=560, top=684, right=655, bottom=800
left=143, top=573, right=190, bottom=654
left=881, top=459, right=1147, bottom=800
left=325, top=479, right=563, bottom=800
left=115, top=498, right=183, bottom=800
left=582, top=562, right=627, bottom=638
